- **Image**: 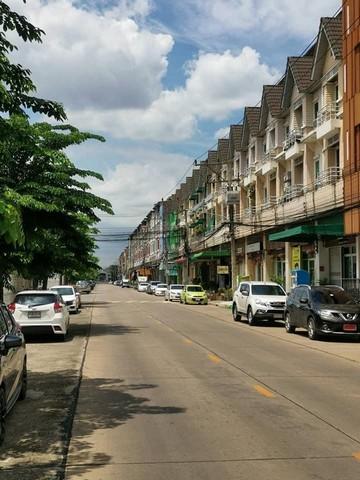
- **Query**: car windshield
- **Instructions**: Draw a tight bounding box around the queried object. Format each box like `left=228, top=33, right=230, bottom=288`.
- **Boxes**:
left=251, top=285, right=286, bottom=296
left=15, top=294, right=57, bottom=306
left=140, top=283, right=148, bottom=286
left=171, top=285, right=184, bottom=290
left=151, top=282, right=160, bottom=285
left=312, top=289, right=356, bottom=305
left=187, top=286, right=203, bottom=292
left=157, top=284, right=167, bottom=288
left=52, top=287, right=74, bottom=296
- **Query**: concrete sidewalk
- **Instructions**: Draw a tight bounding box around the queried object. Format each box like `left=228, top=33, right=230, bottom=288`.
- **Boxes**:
left=209, top=300, right=232, bottom=309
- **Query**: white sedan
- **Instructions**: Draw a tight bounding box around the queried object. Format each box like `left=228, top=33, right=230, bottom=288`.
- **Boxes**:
left=165, top=284, right=184, bottom=301
left=137, top=282, right=149, bottom=292
left=50, top=285, right=80, bottom=313
left=154, top=284, right=168, bottom=296
left=8, top=290, right=70, bottom=340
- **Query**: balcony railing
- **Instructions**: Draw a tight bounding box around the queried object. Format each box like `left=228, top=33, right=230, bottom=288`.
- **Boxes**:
left=314, top=167, right=342, bottom=189
left=283, top=129, right=303, bottom=151
left=278, top=184, right=304, bottom=203
left=244, top=165, right=256, bottom=177
left=316, top=102, right=340, bottom=128
left=259, top=196, right=277, bottom=210
left=262, top=150, right=276, bottom=164
left=243, top=206, right=256, bottom=217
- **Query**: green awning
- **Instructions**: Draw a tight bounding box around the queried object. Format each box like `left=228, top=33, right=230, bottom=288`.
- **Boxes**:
left=190, top=250, right=230, bottom=261
left=269, top=223, right=343, bottom=242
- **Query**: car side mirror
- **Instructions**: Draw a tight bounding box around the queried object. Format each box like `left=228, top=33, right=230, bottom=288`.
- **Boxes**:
left=0, top=334, right=22, bottom=355
left=241, top=290, right=249, bottom=296
left=300, top=297, right=309, bottom=304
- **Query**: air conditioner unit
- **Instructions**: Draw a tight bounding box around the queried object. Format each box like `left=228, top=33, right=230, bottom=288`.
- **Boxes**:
left=283, top=172, right=291, bottom=183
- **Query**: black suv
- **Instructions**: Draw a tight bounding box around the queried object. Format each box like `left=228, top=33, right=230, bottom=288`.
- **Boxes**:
left=285, top=285, right=360, bottom=340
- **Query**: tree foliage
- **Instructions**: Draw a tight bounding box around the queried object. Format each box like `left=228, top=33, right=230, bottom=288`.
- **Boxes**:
left=0, top=1, right=114, bottom=292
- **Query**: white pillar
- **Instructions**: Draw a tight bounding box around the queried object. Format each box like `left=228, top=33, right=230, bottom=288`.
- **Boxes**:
left=285, top=242, right=292, bottom=292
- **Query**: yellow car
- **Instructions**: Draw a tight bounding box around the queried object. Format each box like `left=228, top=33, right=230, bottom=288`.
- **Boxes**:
left=180, top=285, right=208, bottom=305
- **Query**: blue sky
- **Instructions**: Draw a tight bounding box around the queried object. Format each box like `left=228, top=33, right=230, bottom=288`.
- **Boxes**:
left=12, top=0, right=340, bottom=266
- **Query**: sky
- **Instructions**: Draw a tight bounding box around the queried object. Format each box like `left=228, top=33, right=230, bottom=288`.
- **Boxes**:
left=11, top=0, right=341, bottom=267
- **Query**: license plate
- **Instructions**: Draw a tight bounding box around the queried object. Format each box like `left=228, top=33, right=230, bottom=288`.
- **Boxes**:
left=343, top=323, right=357, bottom=332
left=28, top=311, right=41, bottom=319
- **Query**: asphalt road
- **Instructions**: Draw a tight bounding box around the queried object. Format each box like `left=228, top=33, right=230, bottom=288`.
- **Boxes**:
left=59, top=284, right=360, bottom=480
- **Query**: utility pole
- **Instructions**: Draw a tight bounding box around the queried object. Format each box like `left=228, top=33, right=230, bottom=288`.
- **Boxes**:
left=229, top=203, right=237, bottom=292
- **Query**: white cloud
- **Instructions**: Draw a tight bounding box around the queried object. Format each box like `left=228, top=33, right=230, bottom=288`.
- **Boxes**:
left=214, top=126, right=230, bottom=139
left=171, top=0, right=341, bottom=46
left=90, top=148, right=193, bottom=224
left=11, top=0, right=173, bottom=110
left=10, top=1, right=278, bottom=142
left=69, top=47, right=278, bottom=141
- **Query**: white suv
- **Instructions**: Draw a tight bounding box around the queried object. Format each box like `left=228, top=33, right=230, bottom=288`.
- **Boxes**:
left=232, top=281, right=286, bottom=325
left=50, top=285, right=80, bottom=313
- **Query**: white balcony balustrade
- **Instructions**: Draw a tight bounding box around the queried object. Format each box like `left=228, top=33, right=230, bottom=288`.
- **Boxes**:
left=316, top=102, right=342, bottom=140
left=283, top=129, right=304, bottom=160
left=243, top=165, right=256, bottom=187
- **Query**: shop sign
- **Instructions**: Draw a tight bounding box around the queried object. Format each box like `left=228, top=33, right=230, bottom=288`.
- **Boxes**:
left=217, top=265, right=229, bottom=275
left=246, top=242, right=262, bottom=254
left=137, top=276, right=147, bottom=282
left=226, top=191, right=240, bottom=204
left=291, top=246, right=301, bottom=270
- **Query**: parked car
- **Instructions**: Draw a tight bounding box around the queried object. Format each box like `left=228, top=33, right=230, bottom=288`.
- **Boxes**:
left=285, top=285, right=360, bottom=340
left=154, top=284, right=168, bottom=296
left=137, top=282, right=149, bottom=292
left=113, top=280, right=122, bottom=286
left=8, top=290, right=70, bottom=340
left=76, top=280, right=91, bottom=294
left=50, top=285, right=80, bottom=313
left=147, top=281, right=160, bottom=294
left=88, top=280, right=96, bottom=290
left=165, top=284, right=184, bottom=302
left=121, top=278, right=130, bottom=288
left=0, top=304, right=27, bottom=445
left=232, top=281, right=286, bottom=325
left=180, top=285, right=208, bottom=305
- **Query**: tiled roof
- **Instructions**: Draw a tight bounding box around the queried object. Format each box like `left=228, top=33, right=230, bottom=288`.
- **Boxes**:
left=217, top=138, right=230, bottom=163
left=322, top=14, right=342, bottom=60
left=244, top=107, right=261, bottom=136
left=263, top=84, right=284, bottom=118
left=229, top=124, right=243, bottom=151
left=288, top=56, right=314, bottom=92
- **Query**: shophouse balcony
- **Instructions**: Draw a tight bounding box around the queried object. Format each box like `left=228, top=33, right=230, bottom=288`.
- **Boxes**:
left=243, top=206, right=256, bottom=218
left=216, top=186, right=228, bottom=204
left=258, top=196, right=277, bottom=211
left=316, top=102, right=341, bottom=140
left=255, top=160, right=263, bottom=175
left=314, top=167, right=342, bottom=189
left=243, top=166, right=256, bottom=187
left=283, top=129, right=304, bottom=161
left=261, top=150, right=277, bottom=175
left=278, top=184, right=304, bottom=203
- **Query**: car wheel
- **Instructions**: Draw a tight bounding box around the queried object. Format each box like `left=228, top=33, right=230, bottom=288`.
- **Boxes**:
left=307, top=317, right=318, bottom=340
left=0, top=389, right=6, bottom=446
left=285, top=312, right=296, bottom=333
left=19, top=359, right=27, bottom=401
left=247, top=307, right=256, bottom=325
left=232, top=304, right=241, bottom=321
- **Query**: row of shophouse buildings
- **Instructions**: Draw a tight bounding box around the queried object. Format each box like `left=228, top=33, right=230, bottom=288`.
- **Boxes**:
left=119, top=1, right=360, bottom=294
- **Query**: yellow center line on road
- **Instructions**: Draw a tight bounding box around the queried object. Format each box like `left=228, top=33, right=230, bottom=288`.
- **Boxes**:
left=254, top=385, right=275, bottom=398
left=208, top=353, right=221, bottom=364
left=352, top=452, right=360, bottom=461
left=184, top=339, right=193, bottom=345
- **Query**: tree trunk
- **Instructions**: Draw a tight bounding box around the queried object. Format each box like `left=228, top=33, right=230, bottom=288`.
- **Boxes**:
left=42, top=277, right=48, bottom=290
left=32, top=278, right=38, bottom=290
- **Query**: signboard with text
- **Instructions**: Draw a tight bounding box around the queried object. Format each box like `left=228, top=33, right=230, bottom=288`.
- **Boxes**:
left=217, top=265, right=229, bottom=275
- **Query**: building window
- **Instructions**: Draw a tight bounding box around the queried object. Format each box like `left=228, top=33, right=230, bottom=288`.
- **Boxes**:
left=314, top=157, right=320, bottom=182
left=343, top=246, right=357, bottom=279
left=355, top=125, right=360, bottom=171
left=355, top=44, right=360, bottom=94
left=314, top=101, right=319, bottom=122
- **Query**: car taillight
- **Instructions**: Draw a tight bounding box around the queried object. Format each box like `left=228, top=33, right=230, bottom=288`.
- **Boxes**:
left=8, top=303, right=15, bottom=314
left=54, top=302, right=62, bottom=313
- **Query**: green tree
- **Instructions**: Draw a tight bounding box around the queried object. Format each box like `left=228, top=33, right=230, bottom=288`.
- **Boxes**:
left=0, top=1, right=113, bottom=297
